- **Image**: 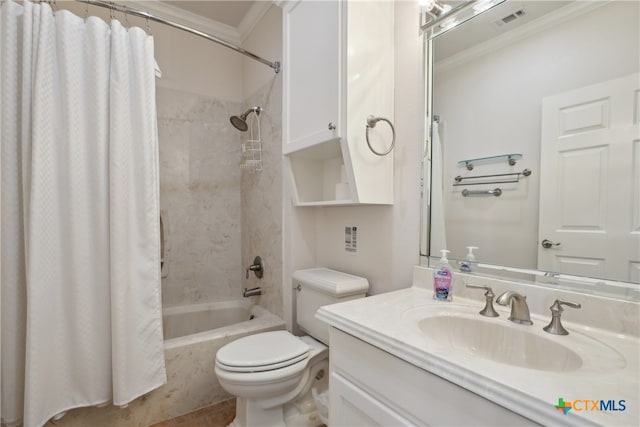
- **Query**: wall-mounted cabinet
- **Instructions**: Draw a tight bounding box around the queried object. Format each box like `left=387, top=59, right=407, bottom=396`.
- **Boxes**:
left=283, top=0, right=394, bottom=206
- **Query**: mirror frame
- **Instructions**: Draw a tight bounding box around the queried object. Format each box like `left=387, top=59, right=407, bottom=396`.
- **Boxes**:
left=418, top=1, right=639, bottom=302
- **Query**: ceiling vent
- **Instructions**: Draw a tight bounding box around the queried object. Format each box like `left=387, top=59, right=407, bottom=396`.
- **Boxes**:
left=493, top=8, right=527, bottom=26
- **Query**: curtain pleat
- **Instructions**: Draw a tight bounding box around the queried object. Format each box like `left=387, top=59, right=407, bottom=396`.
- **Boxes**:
left=1, top=1, right=27, bottom=425
left=0, top=2, right=166, bottom=426
left=108, top=20, right=165, bottom=405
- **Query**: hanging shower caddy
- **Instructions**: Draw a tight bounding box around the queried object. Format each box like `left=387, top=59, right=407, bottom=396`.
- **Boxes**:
left=241, top=112, right=263, bottom=172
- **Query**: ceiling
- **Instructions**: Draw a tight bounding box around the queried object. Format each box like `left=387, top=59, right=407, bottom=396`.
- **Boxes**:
left=163, top=1, right=256, bottom=28
left=434, top=1, right=572, bottom=61
left=158, top=1, right=570, bottom=58
left=122, top=0, right=271, bottom=44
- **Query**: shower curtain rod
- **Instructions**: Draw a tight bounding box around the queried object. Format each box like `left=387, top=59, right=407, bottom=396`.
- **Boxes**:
left=75, top=0, right=281, bottom=73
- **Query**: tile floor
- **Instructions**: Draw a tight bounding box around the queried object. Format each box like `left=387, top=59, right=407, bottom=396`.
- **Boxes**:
left=148, top=399, right=235, bottom=427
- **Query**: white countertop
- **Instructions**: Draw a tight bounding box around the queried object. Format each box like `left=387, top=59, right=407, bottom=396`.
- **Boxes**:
left=316, top=286, right=640, bottom=427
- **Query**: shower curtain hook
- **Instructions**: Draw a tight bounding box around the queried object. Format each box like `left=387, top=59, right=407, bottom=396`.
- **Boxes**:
left=109, top=1, right=115, bottom=20
left=84, top=1, right=89, bottom=19
left=146, top=15, right=152, bottom=35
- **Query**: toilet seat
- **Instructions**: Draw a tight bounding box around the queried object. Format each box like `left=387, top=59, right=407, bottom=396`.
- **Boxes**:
left=216, top=331, right=310, bottom=373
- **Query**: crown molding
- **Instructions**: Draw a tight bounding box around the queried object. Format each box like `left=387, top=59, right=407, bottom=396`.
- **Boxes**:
left=435, top=1, right=607, bottom=75
left=124, top=0, right=243, bottom=45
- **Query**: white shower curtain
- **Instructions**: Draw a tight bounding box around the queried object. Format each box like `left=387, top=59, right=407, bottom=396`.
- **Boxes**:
left=0, top=2, right=166, bottom=426
left=430, top=121, right=447, bottom=253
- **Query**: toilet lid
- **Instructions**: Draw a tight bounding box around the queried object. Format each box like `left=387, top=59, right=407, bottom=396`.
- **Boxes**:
left=216, top=331, right=310, bottom=372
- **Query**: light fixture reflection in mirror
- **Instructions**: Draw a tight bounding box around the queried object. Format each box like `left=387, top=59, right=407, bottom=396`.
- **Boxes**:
left=420, top=0, right=507, bottom=37
left=421, top=0, right=640, bottom=301
left=420, top=0, right=452, bottom=18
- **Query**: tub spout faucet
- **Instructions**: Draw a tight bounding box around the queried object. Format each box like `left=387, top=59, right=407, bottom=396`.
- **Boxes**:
left=246, top=256, right=264, bottom=279
left=496, top=291, right=533, bottom=325
left=243, top=287, right=262, bottom=297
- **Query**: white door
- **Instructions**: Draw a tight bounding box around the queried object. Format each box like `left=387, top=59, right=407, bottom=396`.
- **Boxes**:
left=538, top=73, right=640, bottom=282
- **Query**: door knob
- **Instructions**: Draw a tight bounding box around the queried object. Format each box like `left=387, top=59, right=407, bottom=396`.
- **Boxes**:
left=541, top=239, right=561, bottom=249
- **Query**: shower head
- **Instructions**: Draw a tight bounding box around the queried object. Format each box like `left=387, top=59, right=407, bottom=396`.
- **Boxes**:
left=230, top=106, right=262, bottom=132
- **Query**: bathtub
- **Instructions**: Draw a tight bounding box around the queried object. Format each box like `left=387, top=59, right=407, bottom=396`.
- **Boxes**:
left=156, top=301, right=286, bottom=420
left=51, top=300, right=285, bottom=427
left=156, top=300, right=285, bottom=419
left=157, top=300, right=284, bottom=417
left=162, top=299, right=278, bottom=345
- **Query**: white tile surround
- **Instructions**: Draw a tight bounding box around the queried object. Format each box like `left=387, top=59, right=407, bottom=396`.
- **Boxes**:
left=241, top=76, right=284, bottom=318
left=156, top=87, right=243, bottom=307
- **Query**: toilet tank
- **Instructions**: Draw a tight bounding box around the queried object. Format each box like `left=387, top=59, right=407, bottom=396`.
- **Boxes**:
left=293, top=268, right=369, bottom=345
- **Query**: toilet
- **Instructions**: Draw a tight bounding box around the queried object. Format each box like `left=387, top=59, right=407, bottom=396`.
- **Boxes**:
left=215, top=268, right=369, bottom=427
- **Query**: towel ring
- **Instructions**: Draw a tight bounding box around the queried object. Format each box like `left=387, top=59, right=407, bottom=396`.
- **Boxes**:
left=365, top=115, right=395, bottom=156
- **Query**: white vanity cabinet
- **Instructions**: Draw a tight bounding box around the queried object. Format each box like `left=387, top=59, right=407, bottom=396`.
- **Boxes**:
left=282, top=0, right=394, bottom=206
left=328, top=327, right=538, bottom=426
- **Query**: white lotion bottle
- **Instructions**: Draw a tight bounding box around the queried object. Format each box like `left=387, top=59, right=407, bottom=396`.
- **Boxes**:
left=460, top=246, right=479, bottom=272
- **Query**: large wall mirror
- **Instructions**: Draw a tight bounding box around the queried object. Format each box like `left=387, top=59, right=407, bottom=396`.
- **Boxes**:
left=421, top=0, right=640, bottom=300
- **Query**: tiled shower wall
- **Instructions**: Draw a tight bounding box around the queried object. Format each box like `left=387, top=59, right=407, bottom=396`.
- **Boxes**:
left=154, top=80, right=285, bottom=314
left=157, top=87, right=243, bottom=307
left=241, top=76, right=284, bottom=318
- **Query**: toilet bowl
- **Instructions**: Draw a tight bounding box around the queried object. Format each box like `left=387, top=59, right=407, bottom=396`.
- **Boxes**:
left=216, top=332, right=328, bottom=427
left=215, top=268, right=369, bottom=427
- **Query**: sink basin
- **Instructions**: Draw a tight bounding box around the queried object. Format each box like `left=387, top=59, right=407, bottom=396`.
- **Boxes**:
left=418, top=313, right=583, bottom=371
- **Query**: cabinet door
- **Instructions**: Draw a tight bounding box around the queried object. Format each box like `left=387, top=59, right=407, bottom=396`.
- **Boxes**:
left=330, top=372, right=417, bottom=427
left=283, top=0, right=343, bottom=152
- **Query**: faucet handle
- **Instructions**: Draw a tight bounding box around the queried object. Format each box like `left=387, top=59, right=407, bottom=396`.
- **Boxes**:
left=246, top=256, right=264, bottom=279
left=465, top=284, right=499, bottom=317
left=553, top=299, right=582, bottom=311
left=543, top=299, right=581, bottom=335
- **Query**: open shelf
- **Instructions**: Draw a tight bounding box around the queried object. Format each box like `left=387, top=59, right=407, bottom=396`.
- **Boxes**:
left=286, top=139, right=353, bottom=205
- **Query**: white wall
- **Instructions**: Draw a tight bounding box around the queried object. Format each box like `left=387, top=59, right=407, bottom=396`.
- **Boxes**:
left=434, top=1, right=639, bottom=269
left=286, top=1, right=423, bottom=308
left=242, top=5, right=282, bottom=98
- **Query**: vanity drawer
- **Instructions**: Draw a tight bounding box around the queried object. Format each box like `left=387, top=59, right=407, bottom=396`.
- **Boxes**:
left=328, top=327, right=538, bottom=426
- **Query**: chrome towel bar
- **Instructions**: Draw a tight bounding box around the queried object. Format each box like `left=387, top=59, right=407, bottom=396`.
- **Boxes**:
left=453, top=168, right=531, bottom=186
left=462, top=188, right=502, bottom=197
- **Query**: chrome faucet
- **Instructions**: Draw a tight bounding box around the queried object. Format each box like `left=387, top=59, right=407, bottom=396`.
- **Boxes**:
left=496, top=291, right=533, bottom=325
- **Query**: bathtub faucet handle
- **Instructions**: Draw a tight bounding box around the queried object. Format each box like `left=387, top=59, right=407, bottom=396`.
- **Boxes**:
left=246, top=256, right=264, bottom=279
left=243, top=287, right=262, bottom=297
